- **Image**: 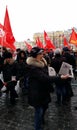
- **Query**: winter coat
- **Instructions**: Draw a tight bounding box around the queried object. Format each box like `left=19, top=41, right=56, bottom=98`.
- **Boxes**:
left=50, top=54, right=66, bottom=74
left=2, top=60, right=17, bottom=82
left=63, top=52, right=76, bottom=71
left=26, top=57, right=62, bottom=107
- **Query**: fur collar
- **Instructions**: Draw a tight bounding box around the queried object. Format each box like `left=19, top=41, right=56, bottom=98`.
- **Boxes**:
left=26, top=57, right=47, bottom=68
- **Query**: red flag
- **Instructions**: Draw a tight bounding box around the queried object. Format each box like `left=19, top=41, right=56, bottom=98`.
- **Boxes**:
left=0, top=23, right=5, bottom=38
left=0, top=24, right=11, bottom=48
left=24, top=41, right=32, bottom=52
left=69, top=28, right=77, bottom=45
left=36, top=37, right=44, bottom=48
left=4, top=6, right=16, bottom=46
left=44, top=31, right=56, bottom=50
left=0, top=23, right=16, bottom=50
left=63, top=36, right=70, bottom=48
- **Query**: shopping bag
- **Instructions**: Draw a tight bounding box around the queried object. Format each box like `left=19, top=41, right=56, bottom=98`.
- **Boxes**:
left=15, top=80, right=20, bottom=94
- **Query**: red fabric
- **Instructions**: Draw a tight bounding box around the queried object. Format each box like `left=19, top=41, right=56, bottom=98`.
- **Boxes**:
left=63, top=37, right=70, bottom=48
left=0, top=23, right=5, bottom=39
left=44, top=31, right=56, bottom=50
left=0, top=23, right=16, bottom=50
left=24, top=41, right=32, bottom=52
left=36, top=37, right=44, bottom=48
left=4, top=7, right=16, bottom=49
left=69, top=28, right=77, bottom=45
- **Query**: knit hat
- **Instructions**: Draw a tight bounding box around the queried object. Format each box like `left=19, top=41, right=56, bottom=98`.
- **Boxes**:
left=54, top=48, right=61, bottom=55
left=62, top=47, right=70, bottom=52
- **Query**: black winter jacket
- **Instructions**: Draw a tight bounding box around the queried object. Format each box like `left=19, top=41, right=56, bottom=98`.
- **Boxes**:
left=26, top=57, right=62, bottom=107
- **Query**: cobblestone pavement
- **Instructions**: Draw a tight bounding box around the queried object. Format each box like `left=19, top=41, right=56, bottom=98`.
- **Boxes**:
left=0, top=79, right=77, bottom=130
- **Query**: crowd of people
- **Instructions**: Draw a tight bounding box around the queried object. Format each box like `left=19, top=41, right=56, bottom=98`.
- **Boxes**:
left=0, top=46, right=77, bottom=130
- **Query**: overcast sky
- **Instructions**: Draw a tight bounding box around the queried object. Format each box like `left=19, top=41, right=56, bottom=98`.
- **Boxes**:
left=0, top=0, right=77, bottom=42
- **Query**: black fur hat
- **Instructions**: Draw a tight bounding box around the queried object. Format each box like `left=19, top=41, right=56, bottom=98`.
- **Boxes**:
left=30, top=47, right=44, bottom=57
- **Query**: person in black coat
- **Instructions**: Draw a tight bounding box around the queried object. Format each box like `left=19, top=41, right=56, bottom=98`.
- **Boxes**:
left=62, top=47, right=76, bottom=101
left=26, top=47, right=69, bottom=130
left=1, top=51, right=18, bottom=104
left=50, top=48, right=68, bottom=105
